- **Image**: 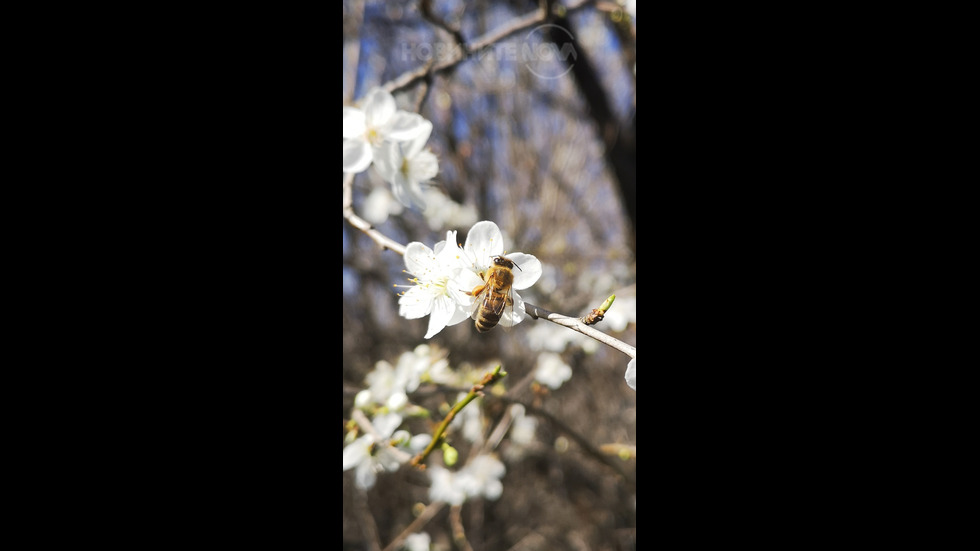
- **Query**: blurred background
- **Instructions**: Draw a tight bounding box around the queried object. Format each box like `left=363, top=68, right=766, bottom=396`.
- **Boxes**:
left=344, top=1, right=636, bottom=549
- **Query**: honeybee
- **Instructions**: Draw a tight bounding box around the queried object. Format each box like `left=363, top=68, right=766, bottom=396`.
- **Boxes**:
left=467, top=255, right=520, bottom=333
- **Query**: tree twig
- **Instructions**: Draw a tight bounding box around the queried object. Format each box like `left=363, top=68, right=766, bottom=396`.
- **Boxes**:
left=382, top=0, right=597, bottom=95
left=523, top=301, right=636, bottom=359
left=380, top=501, right=446, bottom=551
left=342, top=172, right=407, bottom=255
left=410, top=365, right=507, bottom=469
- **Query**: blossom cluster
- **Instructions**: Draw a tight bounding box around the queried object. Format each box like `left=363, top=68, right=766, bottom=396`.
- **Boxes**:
left=344, top=86, right=439, bottom=210
left=397, top=220, right=542, bottom=339
left=344, top=345, right=525, bottom=491
left=428, top=454, right=507, bottom=506
left=344, top=344, right=451, bottom=490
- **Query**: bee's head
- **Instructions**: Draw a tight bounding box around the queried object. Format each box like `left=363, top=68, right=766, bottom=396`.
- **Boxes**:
left=492, top=255, right=520, bottom=271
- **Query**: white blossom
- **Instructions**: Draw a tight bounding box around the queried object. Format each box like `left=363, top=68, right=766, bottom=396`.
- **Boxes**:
left=533, top=352, right=572, bottom=390
left=396, top=231, right=472, bottom=338
left=456, top=455, right=506, bottom=501
left=342, top=413, right=407, bottom=490
left=428, top=465, right=468, bottom=506
left=427, top=454, right=506, bottom=505
left=361, top=185, right=404, bottom=225
left=508, top=404, right=537, bottom=447
left=343, top=87, right=428, bottom=174
left=374, top=120, right=440, bottom=209
left=421, top=187, right=478, bottom=231
left=455, top=220, right=543, bottom=329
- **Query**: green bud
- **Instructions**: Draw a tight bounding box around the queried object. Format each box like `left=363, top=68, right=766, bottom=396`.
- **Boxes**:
left=442, top=443, right=459, bottom=466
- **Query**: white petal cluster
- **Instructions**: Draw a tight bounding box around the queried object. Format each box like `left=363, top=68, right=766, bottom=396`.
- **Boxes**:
left=342, top=413, right=408, bottom=490
left=533, top=351, right=573, bottom=390
left=397, top=220, right=543, bottom=339
left=343, top=86, right=439, bottom=209
left=427, top=454, right=506, bottom=506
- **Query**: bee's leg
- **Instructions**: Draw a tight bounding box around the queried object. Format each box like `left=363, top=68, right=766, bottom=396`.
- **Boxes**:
left=467, top=284, right=486, bottom=297
left=505, top=296, right=514, bottom=306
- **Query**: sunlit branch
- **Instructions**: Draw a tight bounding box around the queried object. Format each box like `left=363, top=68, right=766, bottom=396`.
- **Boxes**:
left=523, top=301, right=636, bottom=359
left=418, top=381, right=629, bottom=481
left=383, top=0, right=597, bottom=95
left=380, top=501, right=445, bottom=551
left=410, top=365, right=507, bottom=469
left=342, top=172, right=407, bottom=255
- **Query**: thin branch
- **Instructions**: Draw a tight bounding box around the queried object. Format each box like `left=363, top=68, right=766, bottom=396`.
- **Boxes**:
left=523, top=301, right=636, bottom=359
left=410, top=365, right=507, bottom=469
left=382, top=0, right=597, bottom=95
left=342, top=172, right=407, bottom=255
left=380, top=501, right=446, bottom=551
left=450, top=505, right=475, bottom=551
left=492, top=393, right=632, bottom=481
left=419, top=382, right=630, bottom=481
left=420, top=0, right=467, bottom=51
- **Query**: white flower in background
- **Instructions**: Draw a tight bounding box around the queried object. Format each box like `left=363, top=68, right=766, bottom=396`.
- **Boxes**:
left=455, top=220, right=543, bottom=329
left=374, top=119, right=440, bottom=209
left=402, top=532, right=431, bottom=551
left=343, top=87, right=429, bottom=174
left=361, top=185, right=404, bottom=225
left=391, top=429, right=432, bottom=456
left=625, top=357, right=636, bottom=390
left=507, top=404, right=537, bottom=447
left=457, top=455, right=506, bottom=501
left=397, top=231, right=472, bottom=339
left=342, top=412, right=407, bottom=489
left=428, top=454, right=506, bottom=505
left=428, top=465, right=468, bottom=506
left=523, top=322, right=583, bottom=353
left=421, top=187, right=478, bottom=231
left=503, top=404, right=538, bottom=461
left=533, top=351, right=572, bottom=390
left=448, top=392, right=484, bottom=443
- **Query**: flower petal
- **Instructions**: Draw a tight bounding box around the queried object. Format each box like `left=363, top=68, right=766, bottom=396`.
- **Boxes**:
left=408, top=149, right=439, bottom=182
left=424, top=296, right=456, bottom=339
left=505, top=253, right=542, bottom=290
left=464, top=221, right=504, bottom=267
left=398, top=287, right=433, bottom=319
left=404, top=241, right=436, bottom=276
left=386, top=112, right=429, bottom=142
left=373, top=413, right=403, bottom=438
left=362, top=87, right=396, bottom=127
left=400, top=119, right=433, bottom=157
left=372, top=141, right=400, bottom=182
left=343, top=139, right=373, bottom=174
left=343, top=107, right=366, bottom=138
left=390, top=171, right=427, bottom=210
left=343, top=436, right=370, bottom=470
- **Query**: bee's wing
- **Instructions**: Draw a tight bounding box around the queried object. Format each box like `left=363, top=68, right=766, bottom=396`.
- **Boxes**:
left=468, top=278, right=492, bottom=320
left=497, top=285, right=518, bottom=331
